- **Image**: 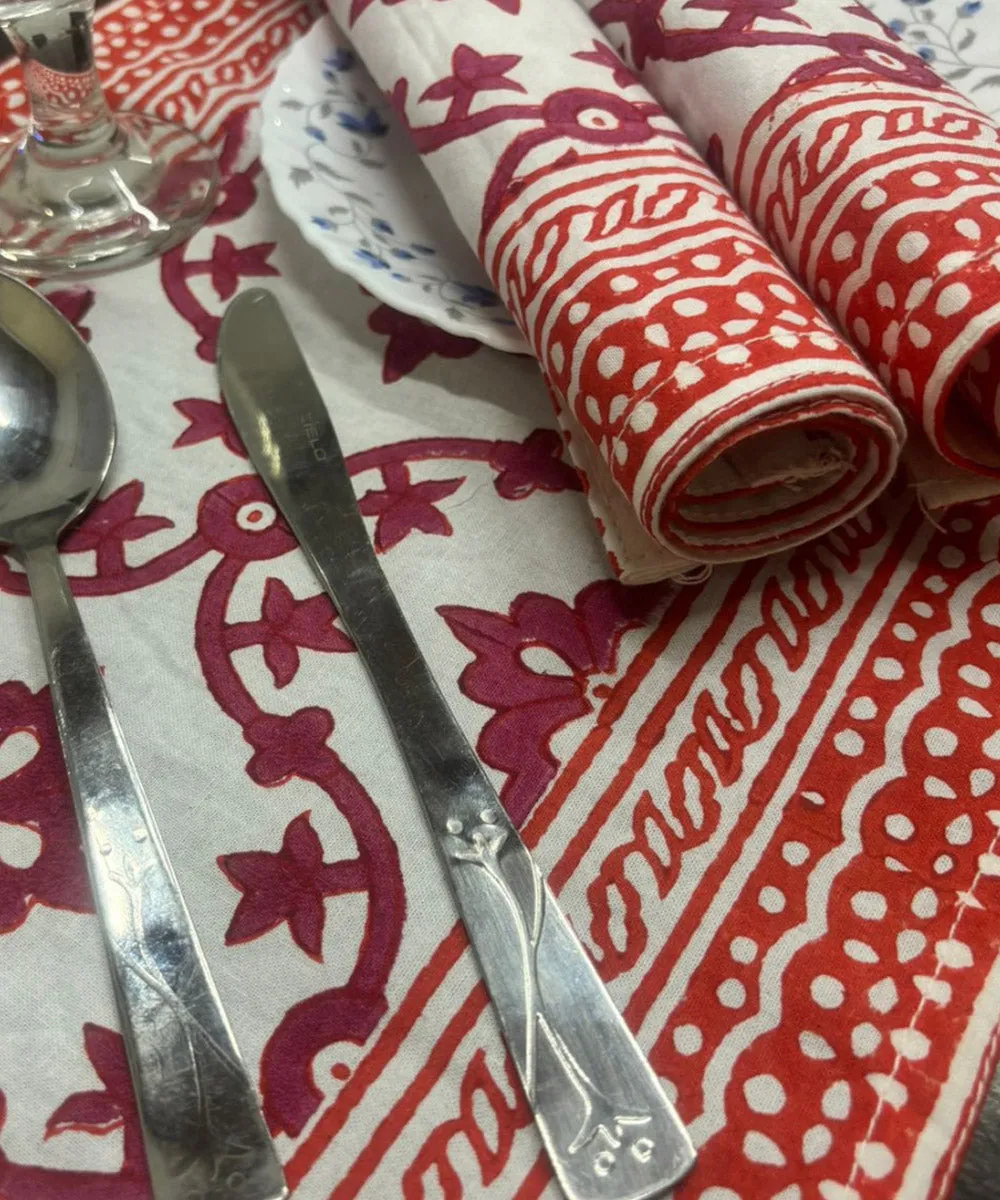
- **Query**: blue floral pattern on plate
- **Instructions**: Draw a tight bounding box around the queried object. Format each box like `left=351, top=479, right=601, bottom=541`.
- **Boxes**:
left=261, top=19, right=528, bottom=354
left=866, top=0, right=1000, bottom=114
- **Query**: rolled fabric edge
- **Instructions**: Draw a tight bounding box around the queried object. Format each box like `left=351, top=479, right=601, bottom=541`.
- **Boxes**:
left=555, top=396, right=698, bottom=584
left=931, top=311, right=1000, bottom=478
left=555, top=375, right=904, bottom=583
left=904, top=424, right=1000, bottom=511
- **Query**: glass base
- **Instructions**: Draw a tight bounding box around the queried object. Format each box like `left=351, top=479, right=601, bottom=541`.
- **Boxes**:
left=0, top=111, right=219, bottom=278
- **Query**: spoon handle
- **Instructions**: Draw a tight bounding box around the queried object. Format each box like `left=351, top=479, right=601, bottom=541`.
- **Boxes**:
left=22, top=541, right=287, bottom=1200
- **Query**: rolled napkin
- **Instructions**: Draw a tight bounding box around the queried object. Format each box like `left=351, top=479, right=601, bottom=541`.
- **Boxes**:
left=583, top=0, right=1000, bottom=492
left=330, top=0, right=904, bottom=583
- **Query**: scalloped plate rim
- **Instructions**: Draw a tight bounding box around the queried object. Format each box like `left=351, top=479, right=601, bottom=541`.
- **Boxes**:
left=260, top=16, right=529, bottom=355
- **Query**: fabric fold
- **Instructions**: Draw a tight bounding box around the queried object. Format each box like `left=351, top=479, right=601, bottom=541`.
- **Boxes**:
left=328, top=0, right=904, bottom=583
left=582, top=0, right=1000, bottom=492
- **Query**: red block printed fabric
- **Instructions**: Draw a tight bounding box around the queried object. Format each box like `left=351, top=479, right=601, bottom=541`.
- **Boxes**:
left=331, top=0, right=905, bottom=584
left=1, top=3, right=1000, bottom=1200
left=582, top=0, right=1000, bottom=504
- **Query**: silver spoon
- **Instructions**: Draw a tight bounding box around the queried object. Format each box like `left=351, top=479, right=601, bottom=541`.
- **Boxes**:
left=0, top=273, right=287, bottom=1200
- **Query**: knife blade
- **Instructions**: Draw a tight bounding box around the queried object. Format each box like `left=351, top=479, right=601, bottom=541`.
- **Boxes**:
left=218, top=288, right=696, bottom=1200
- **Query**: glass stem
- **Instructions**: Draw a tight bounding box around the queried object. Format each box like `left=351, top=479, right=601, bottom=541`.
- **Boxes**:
left=0, top=1, right=117, bottom=154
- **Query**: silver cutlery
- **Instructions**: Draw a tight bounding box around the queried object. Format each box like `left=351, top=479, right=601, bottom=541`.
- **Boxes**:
left=219, top=287, right=696, bottom=1200
left=0, top=274, right=286, bottom=1200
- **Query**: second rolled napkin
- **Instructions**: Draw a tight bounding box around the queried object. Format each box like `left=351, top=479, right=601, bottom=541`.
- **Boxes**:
left=330, top=0, right=904, bottom=582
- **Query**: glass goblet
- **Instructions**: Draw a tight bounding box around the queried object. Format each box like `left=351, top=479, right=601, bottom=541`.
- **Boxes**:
left=0, top=0, right=219, bottom=277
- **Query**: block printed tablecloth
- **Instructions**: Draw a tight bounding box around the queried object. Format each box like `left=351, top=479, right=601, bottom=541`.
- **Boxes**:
left=1, top=2, right=1000, bottom=1199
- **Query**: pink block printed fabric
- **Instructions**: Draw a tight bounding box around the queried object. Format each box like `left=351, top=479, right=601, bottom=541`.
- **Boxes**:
left=0, top=3, right=999, bottom=1200
left=331, top=0, right=906, bottom=584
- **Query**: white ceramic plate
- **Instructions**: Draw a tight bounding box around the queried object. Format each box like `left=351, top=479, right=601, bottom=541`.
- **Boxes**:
left=865, top=0, right=1000, bottom=117
left=261, top=16, right=528, bottom=354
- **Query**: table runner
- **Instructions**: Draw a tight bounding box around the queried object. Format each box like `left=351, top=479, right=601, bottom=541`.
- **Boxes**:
left=1, top=2, right=1000, bottom=1200
left=582, top=0, right=1000, bottom=499
left=329, top=0, right=904, bottom=585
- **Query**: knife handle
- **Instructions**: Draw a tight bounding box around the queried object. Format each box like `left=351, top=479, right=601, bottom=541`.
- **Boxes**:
left=436, top=767, right=694, bottom=1200
left=23, top=542, right=287, bottom=1200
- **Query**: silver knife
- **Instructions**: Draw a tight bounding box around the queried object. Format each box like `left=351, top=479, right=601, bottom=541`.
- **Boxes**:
left=218, top=289, right=696, bottom=1200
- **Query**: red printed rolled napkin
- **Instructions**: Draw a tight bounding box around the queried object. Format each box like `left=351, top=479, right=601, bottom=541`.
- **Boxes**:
left=330, top=0, right=904, bottom=583
left=583, top=0, right=1000, bottom=498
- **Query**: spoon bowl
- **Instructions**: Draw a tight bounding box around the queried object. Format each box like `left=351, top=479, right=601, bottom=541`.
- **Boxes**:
left=0, top=274, right=114, bottom=547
